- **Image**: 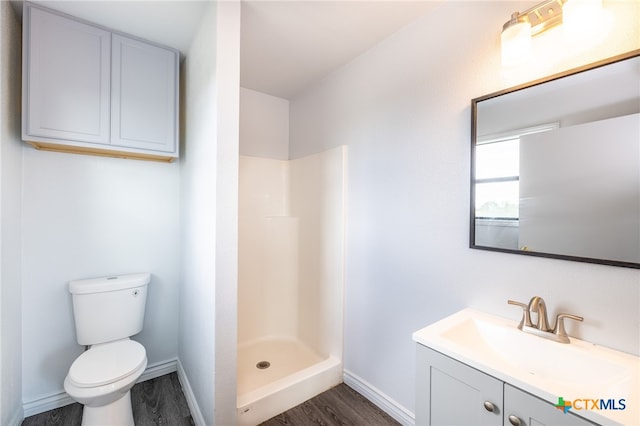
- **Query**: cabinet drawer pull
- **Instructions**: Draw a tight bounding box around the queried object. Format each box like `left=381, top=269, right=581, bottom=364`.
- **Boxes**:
left=508, top=415, right=522, bottom=426
left=483, top=401, right=495, bottom=412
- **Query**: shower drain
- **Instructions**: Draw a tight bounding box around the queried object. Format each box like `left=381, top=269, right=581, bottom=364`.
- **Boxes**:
left=256, top=361, right=271, bottom=369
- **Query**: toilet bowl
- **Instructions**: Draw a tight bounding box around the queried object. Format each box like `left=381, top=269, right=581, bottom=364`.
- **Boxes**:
left=64, top=339, right=147, bottom=426
left=65, top=272, right=150, bottom=426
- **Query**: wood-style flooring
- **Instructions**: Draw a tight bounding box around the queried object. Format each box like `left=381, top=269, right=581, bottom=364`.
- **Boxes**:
left=22, top=373, right=194, bottom=426
left=260, top=384, right=401, bottom=426
left=22, top=376, right=399, bottom=426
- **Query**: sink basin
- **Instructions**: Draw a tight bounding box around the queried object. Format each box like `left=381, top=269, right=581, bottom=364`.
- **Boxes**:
left=440, top=316, right=630, bottom=388
left=413, top=308, right=640, bottom=426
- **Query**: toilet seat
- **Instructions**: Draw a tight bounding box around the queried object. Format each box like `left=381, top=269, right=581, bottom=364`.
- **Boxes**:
left=68, top=340, right=146, bottom=388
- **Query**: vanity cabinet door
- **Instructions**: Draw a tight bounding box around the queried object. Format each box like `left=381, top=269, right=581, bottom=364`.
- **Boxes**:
left=111, top=34, right=178, bottom=154
left=23, top=4, right=111, bottom=144
left=417, top=345, right=502, bottom=426
left=504, top=385, right=597, bottom=426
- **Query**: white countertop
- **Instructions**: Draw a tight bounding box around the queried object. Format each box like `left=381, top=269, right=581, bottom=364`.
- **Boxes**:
left=412, top=308, right=640, bottom=426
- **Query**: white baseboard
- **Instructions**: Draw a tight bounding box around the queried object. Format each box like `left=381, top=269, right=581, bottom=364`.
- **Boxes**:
left=343, top=369, right=415, bottom=426
left=23, top=358, right=178, bottom=418
left=139, top=357, right=177, bottom=382
left=176, top=359, right=206, bottom=426
left=23, top=390, right=75, bottom=418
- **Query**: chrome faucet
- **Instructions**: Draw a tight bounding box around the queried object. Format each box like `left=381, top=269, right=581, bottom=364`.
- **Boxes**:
left=508, top=296, right=583, bottom=344
left=528, top=296, right=550, bottom=332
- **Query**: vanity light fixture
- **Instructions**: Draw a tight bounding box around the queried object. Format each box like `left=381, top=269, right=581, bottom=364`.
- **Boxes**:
left=501, top=0, right=603, bottom=66
left=562, top=0, right=605, bottom=44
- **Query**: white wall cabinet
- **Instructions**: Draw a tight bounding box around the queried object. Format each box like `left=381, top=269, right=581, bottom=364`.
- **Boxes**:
left=416, top=345, right=596, bottom=426
left=22, top=3, right=179, bottom=162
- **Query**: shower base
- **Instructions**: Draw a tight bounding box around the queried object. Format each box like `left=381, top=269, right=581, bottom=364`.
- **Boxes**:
left=237, top=337, right=342, bottom=426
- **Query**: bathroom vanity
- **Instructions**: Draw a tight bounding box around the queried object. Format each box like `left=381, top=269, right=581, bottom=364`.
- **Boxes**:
left=413, top=309, right=639, bottom=426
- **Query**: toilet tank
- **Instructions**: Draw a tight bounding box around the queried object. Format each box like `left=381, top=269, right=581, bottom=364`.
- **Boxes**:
left=69, top=273, right=150, bottom=345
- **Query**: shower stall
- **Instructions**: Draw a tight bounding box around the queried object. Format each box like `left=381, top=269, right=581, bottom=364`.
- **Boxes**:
left=236, top=146, right=346, bottom=425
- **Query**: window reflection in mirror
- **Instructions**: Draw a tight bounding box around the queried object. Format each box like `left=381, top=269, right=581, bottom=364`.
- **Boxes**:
left=474, top=125, right=558, bottom=249
left=470, top=51, right=640, bottom=268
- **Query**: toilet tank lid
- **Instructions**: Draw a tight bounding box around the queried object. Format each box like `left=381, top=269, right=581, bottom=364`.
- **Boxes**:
left=69, top=273, right=150, bottom=295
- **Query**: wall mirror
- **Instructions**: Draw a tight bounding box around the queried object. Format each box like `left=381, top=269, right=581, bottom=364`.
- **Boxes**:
left=470, top=50, right=640, bottom=269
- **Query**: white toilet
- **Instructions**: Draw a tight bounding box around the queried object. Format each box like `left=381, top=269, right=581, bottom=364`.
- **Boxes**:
left=64, top=273, right=150, bottom=426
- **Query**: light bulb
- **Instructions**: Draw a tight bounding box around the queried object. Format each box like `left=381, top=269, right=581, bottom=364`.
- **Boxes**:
left=501, top=15, right=532, bottom=67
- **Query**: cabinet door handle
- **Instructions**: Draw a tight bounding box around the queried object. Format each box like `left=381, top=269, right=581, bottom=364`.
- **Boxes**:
left=508, top=415, right=522, bottom=426
left=483, top=401, right=496, bottom=412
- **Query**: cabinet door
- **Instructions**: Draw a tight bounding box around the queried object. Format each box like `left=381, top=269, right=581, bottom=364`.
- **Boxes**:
left=111, top=34, right=178, bottom=154
left=417, top=345, right=502, bottom=426
left=24, top=5, right=111, bottom=144
left=504, top=384, right=596, bottom=426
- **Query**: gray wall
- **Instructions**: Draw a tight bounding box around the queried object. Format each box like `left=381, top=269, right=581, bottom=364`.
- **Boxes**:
left=178, top=2, right=240, bottom=425
left=1, top=2, right=23, bottom=424
left=2, top=0, right=182, bottom=416
left=290, top=0, right=640, bottom=415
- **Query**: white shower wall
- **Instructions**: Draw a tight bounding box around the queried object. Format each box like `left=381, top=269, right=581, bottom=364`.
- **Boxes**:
left=290, top=147, right=345, bottom=359
left=238, top=146, right=345, bottom=360
left=238, top=156, right=297, bottom=342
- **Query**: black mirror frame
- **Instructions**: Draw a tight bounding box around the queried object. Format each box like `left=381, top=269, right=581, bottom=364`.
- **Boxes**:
left=470, top=49, right=640, bottom=269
